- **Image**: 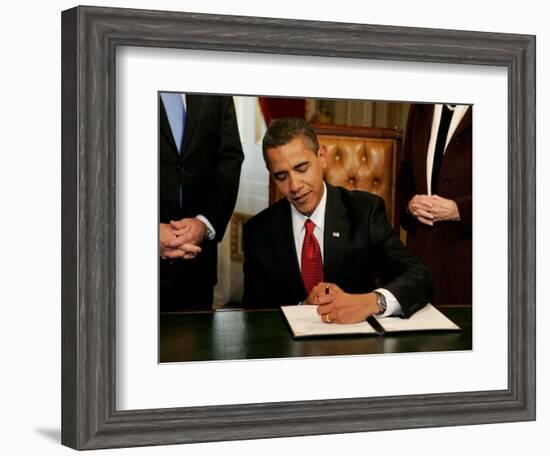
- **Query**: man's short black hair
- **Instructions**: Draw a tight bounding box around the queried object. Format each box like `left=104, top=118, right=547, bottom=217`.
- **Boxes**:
left=262, top=117, right=319, bottom=156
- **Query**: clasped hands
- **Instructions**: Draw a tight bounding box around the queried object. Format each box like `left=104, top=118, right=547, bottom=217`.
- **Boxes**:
left=408, top=194, right=460, bottom=226
left=160, top=218, right=206, bottom=260
left=304, top=282, right=380, bottom=324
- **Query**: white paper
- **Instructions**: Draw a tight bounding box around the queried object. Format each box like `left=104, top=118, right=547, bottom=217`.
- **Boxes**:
left=282, top=303, right=460, bottom=338
left=377, top=304, right=461, bottom=332
left=281, top=305, right=377, bottom=337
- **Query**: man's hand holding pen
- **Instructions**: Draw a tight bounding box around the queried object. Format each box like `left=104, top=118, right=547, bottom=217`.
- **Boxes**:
left=305, top=282, right=381, bottom=324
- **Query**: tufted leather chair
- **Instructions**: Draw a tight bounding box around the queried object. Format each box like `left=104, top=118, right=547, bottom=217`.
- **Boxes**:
left=269, top=124, right=403, bottom=232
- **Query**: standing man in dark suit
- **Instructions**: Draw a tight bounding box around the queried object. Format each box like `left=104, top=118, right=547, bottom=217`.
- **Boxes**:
left=242, top=117, right=433, bottom=323
left=159, top=93, right=244, bottom=312
left=397, top=103, right=472, bottom=306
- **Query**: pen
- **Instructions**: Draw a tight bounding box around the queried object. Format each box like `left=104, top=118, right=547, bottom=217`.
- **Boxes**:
left=325, top=285, right=330, bottom=295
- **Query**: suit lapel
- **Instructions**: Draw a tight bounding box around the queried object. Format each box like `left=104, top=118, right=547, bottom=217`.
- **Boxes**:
left=450, top=106, right=472, bottom=141
left=440, top=107, right=471, bottom=173
left=181, top=94, right=202, bottom=156
left=271, top=200, right=305, bottom=296
left=323, top=185, right=350, bottom=283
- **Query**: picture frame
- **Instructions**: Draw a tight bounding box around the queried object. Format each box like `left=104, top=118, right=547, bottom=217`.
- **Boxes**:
left=61, top=5, right=535, bottom=450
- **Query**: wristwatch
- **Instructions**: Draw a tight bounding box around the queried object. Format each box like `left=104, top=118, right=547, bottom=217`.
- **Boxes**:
left=374, top=291, right=387, bottom=315
left=204, top=224, right=215, bottom=241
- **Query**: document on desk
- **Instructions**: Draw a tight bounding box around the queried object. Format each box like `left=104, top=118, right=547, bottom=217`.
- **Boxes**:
left=281, top=304, right=460, bottom=338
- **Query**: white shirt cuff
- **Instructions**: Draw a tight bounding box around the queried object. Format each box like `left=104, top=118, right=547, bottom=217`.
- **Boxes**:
left=374, top=288, right=403, bottom=318
left=195, top=215, right=216, bottom=240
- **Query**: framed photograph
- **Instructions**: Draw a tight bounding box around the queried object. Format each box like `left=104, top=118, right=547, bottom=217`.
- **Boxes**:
left=155, top=91, right=472, bottom=362
left=61, top=5, right=535, bottom=450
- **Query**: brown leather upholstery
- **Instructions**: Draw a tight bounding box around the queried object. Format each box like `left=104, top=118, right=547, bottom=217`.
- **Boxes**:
left=269, top=124, right=403, bottom=231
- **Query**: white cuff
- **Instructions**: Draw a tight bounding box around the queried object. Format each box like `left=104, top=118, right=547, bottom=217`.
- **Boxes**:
left=195, top=215, right=216, bottom=240
left=374, top=288, right=403, bottom=318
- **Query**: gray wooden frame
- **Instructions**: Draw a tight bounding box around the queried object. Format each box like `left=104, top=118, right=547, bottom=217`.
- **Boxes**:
left=61, top=5, right=536, bottom=450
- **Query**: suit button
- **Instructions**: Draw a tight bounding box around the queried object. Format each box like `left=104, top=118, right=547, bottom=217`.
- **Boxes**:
left=176, top=162, right=184, bottom=171
left=443, top=178, right=451, bottom=184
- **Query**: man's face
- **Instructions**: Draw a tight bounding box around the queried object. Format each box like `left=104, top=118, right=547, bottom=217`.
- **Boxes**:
left=265, top=135, right=327, bottom=216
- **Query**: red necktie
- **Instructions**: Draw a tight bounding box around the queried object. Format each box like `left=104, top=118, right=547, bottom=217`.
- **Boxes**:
left=301, top=219, right=324, bottom=295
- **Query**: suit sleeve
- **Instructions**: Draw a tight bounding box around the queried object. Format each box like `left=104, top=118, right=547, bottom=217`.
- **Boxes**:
left=201, top=97, right=244, bottom=241
left=369, top=196, right=434, bottom=317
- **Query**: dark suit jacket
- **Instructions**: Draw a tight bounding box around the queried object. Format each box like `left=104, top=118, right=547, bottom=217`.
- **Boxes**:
left=242, top=184, right=433, bottom=317
left=397, top=104, right=472, bottom=306
left=160, top=94, right=243, bottom=309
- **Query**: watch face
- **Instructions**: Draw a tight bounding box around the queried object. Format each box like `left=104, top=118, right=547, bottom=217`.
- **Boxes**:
left=378, top=294, right=387, bottom=312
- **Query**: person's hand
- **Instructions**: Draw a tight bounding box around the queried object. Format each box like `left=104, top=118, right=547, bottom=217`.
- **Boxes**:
left=162, top=218, right=207, bottom=260
left=315, top=283, right=380, bottom=324
left=429, top=195, right=460, bottom=222
left=160, top=222, right=202, bottom=260
left=167, top=218, right=207, bottom=247
left=303, top=282, right=326, bottom=305
left=160, top=223, right=177, bottom=258
left=162, top=243, right=202, bottom=260
left=407, top=194, right=434, bottom=226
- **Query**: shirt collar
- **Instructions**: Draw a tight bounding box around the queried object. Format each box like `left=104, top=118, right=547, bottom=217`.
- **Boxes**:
left=290, top=182, right=327, bottom=234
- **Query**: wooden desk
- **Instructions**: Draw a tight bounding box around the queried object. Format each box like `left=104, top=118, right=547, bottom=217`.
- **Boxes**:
left=159, top=306, right=471, bottom=363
